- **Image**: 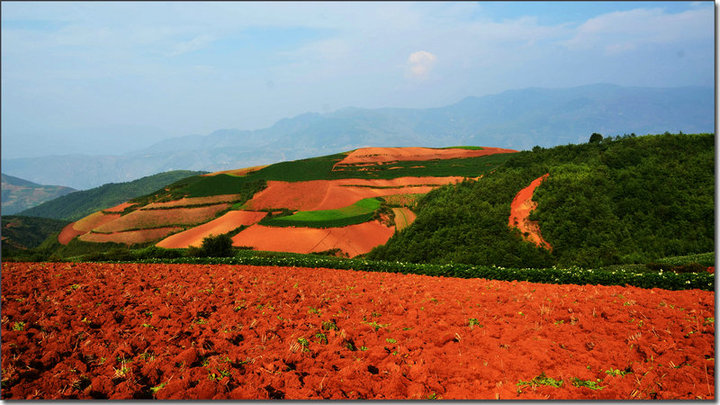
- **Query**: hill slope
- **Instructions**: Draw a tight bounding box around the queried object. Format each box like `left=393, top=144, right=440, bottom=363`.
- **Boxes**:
left=1, top=174, right=76, bottom=214
left=55, top=147, right=516, bottom=257
left=368, top=133, right=714, bottom=268
left=2, top=215, right=70, bottom=250
left=3, top=84, right=713, bottom=189
left=19, top=170, right=206, bottom=222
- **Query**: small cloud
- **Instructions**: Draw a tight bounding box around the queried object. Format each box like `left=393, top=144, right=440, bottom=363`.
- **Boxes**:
left=167, top=34, right=214, bottom=57
left=406, top=50, right=437, bottom=79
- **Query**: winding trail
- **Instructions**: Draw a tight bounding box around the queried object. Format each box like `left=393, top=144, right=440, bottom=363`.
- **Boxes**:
left=509, top=174, right=552, bottom=251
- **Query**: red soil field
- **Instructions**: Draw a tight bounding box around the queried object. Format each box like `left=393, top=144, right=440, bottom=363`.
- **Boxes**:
left=509, top=174, right=552, bottom=250
left=92, top=204, right=230, bottom=233
left=232, top=221, right=395, bottom=257
left=102, top=202, right=136, bottom=213
left=334, top=146, right=518, bottom=167
left=157, top=211, right=268, bottom=249
left=77, top=227, right=183, bottom=245
left=392, top=208, right=417, bottom=231
left=57, top=212, right=122, bottom=245
left=143, top=194, right=243, bottom=209
left=245, top=177, right=467, bottom=211
left=1, top=262, right=713, bottom=400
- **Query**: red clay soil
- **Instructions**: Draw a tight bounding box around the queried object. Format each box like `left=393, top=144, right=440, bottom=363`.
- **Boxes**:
left=102, top=202, right=136, bottom=213
left=232, top=221, right=395, bottom=257
left=509, top=174, right=552, bottom=250
left=78, top=227, right=183, bottom=245
left=334, top=147, right=518, bottom=167
left=245, top=177, right=467, bottom=211
left=143, top=194, right=243, bottom=209
left=57, top=212, right=122, bottom=245
left=1, top=262, right=713, bottom=400
left=392, top=208, right=416, bottom=231
left=92, top=204, right=230, bottom=233
left=157, top=211, right=268, bottom=249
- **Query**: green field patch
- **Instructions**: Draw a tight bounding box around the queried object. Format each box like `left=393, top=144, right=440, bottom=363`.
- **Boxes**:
left=259, top=198, right=382, bottom=228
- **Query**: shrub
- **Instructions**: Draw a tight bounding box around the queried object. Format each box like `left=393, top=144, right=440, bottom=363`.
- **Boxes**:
left=190, top=233, right=234, bottom=257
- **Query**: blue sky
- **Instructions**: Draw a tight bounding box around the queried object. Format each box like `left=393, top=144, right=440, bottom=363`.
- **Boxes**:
left=1, top=1, right=715, bottom=159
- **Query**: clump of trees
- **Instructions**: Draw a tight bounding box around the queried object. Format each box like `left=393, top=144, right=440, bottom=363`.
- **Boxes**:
left=189, top=233, right=235, bottom=257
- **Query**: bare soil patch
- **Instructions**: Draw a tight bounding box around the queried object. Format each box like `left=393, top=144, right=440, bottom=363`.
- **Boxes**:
left=334, top=147, right=518, bottom=168
left=509, top=174, right=552, bottom=250
left=157, top=211, right=267, bottom=249
left=231, top=221, right=394, bottom=257
left=2, top=262, right=713, bottom=400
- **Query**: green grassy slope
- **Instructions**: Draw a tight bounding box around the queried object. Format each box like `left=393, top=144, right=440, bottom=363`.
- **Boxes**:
left=369, top=133, right=714, bottom=268
left=19, top=170, right=205, bottom=221
left=259, top=198, right=382, bottom=228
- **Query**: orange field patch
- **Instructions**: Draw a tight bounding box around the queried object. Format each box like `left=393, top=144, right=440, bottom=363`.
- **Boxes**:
left=392, top=208, right=416, bottom=231
left=231, top=221, right=394, bottom=257
left=142, top=194, right=243, bottom=209
left=58, top=212, right=122, bottom=245
left=156, top=210, right=268, bottom=249
left=93, top=204, right=230, bottom=233
left=78, top=227, right=182, bottom=245
left=509, top=174, right=551, bottom=250
left=102, top=202, right=136, bottom=213
left=245, top=177, right=467, bottom=211
left=57, top=224, right=85, bottom=245
left=334, top=146, right=518, bottom=167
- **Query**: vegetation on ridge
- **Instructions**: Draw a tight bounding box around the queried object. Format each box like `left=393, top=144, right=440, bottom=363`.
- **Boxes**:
left=369, top=133, right=714, bottom=268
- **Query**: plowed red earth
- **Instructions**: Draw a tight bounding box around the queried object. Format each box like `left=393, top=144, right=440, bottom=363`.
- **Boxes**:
left=335, top=147, right=517, bottom=167
left=157, top=211, right=268, bottom=249
left=245, top=177, right=466, bottom=211
left=58, top=212, right=122, bottom=245
left=2, top=262, right=713, bottom=400
left=231, top=221, right=394, bottom=257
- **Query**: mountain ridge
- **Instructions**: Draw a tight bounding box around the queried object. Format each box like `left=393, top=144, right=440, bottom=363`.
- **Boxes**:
left=3, top=83, right=713, bottom=189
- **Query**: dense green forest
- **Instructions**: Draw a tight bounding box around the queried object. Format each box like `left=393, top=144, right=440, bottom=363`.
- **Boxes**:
left=369, top=133, right=714, bottom=268
left=19, top=170, right=205, bottom=221
left=1, top=215, right=70, bottom=250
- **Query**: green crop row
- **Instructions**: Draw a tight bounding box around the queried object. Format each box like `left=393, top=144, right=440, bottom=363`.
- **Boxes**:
left=122, top=253, right=713, bottom=291
left=259, top=198, right=381, bottom=228
left=655, top=252, right=715, bottom=267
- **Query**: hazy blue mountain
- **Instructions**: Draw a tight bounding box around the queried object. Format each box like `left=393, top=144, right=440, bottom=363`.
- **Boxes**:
left=3, top=84, right=713, bottom=189
left=1, top=174, right=76, bottom=214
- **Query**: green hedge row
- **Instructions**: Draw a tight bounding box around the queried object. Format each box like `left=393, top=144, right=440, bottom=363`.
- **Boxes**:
left=114, top=254, right=715, bottom=291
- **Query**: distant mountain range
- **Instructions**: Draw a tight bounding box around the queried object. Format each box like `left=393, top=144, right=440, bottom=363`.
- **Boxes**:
left=1, top=173, right=76, bottom=214
left=2, top=84, right=713, bottom=190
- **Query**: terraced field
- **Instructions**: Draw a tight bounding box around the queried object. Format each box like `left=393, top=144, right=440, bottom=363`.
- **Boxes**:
left=58, top=147, right=516, bottom=256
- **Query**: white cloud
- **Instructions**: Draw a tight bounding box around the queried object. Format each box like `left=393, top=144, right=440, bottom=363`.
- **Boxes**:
left=407, top=50, right=437, bottom=79
left=563, top=7, right=713, bottom=54
left=167, top=34, right=214, bottom=57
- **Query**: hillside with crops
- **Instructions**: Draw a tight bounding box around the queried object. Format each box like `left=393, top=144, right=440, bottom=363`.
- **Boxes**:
left=47, top=146, right=516, bottom=257
left=1, top=134, right=715, bottom=400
